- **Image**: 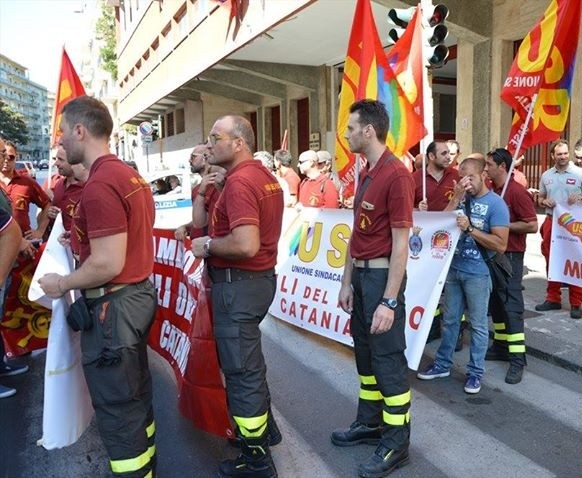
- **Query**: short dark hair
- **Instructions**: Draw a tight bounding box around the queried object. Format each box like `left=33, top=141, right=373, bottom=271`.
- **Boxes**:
left=487, top=148, right=512, bottom=170
left=349, top=99, right=389, bottom=142
left=274, top=149, right=292, bottom=166
left=549, top=138, right=568, bottom=155
left=61, top=96, right=113, bottom=139
left=426, top=141, right=447, bottom=158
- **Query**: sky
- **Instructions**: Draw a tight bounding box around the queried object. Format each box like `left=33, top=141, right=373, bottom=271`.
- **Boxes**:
left=0, top=0, right=98, bottom=92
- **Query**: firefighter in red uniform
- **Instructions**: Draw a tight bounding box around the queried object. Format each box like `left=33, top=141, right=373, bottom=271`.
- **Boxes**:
left=39, top=96, right=157, bottom=478
left=192, top=115, right=283, bottom=478
left=45, top=145, right=85, bottom=236
left=333, top=100, right=414, bottom=478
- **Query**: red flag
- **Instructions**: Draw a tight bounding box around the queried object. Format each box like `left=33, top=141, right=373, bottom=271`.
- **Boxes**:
left=50, top=48, right=86, bottom=147
left=386, top=6, right=424, bottom=126
left=501, top=0, right=581, bottom=154
left=335, top=0, right=425, bottom=197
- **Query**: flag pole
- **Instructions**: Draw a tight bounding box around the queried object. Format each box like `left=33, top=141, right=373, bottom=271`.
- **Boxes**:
left=501, top=93, right=538, bottom=198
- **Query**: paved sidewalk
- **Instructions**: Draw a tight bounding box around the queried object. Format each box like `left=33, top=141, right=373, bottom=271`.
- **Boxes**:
left=521, top=216, right=582, bottom=374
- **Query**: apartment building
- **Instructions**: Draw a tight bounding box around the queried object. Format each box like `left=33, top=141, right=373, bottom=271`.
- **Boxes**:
left=113, top=0, right=582, bottom=183
left=0, top=53, right=51, bottom=160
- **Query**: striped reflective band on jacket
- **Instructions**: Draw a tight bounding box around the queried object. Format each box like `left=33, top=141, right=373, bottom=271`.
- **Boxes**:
left=233, top=412, right=268, bottom=438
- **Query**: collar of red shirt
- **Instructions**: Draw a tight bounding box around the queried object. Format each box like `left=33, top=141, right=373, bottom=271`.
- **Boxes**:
left=365, top=149, right=395, bottom=179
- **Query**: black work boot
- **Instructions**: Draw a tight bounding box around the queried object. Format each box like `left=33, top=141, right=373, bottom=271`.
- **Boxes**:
left=505, top=362, right=524, bottom=384
left=331, top=421, right=382, bottom=447
left=358, top=443, right=409, bottom=478
left=219, top=436, right=277, bottom=478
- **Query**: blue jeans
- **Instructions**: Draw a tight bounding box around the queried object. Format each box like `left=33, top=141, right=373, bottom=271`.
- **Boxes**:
left=434, top=268, right=492, bottom=378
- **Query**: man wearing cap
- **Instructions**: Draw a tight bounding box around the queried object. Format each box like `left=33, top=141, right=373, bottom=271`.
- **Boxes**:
left=317, top=150, right=343, bottom=193
left=298, top=150, right=339, bottom=208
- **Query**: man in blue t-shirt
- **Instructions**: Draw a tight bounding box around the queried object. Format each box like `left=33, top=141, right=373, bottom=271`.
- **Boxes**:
left=417, top=156, right=509, bottom=394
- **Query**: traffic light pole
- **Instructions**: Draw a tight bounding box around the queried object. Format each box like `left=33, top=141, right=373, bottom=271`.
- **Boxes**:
left=420, top=0, right=435, bottom=154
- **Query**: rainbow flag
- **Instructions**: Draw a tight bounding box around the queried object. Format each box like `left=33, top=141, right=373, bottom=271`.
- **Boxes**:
left=335, top=0, right=425, bottom=197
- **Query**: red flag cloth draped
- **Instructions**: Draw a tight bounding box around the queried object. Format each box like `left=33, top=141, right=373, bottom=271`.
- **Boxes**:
left=386, top=6, right=424, bottom=126
left=335, top=0, right=425, bottom=198
left=1, top=248, right=50, bottom=357
left=501, top=0, right=582, bottom=154
left=50, top=48, right=86, bottom=147
left=149, top=229, right=233, bottom=438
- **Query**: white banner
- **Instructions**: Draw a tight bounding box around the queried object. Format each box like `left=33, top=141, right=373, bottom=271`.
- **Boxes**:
left=549, top=202, right=582, bottom=287
left=29, top=216, right=94, bottom=449
left=270, top=208, right=460, bottom=370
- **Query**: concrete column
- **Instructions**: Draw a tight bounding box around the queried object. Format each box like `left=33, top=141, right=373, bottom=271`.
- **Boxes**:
left=472, top=40, right=492, bottom=154
left=455, top=39, right=474, bottom=155
left=309, top=91, right=319, bottom=144
left=289, top=99, right=299, bottom=162
left=489, top=38, right=514, bottom=149
left=256, top=106, right=265, bottom=152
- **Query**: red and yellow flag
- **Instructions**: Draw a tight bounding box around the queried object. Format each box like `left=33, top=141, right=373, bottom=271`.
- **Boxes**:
left=335, top=0, right=425, bottom=197
left=386, top=6, right=424, bottom=126
left=50, top=48, right=86, bottom=147
left=501, top=0, right=581, bottom=154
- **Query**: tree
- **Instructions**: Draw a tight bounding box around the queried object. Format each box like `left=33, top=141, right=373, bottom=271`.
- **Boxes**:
left=0, top=100, right=29, bottom=145
left=95, top=2, right=118, bottom=81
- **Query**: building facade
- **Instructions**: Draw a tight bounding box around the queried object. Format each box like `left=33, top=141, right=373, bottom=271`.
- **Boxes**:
left=112, top=0, right=582, bottom=181
left=0, top=53, right=51, bottom=160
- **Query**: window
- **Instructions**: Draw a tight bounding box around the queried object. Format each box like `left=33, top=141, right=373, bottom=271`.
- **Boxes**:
left=174, top=4, right=188, bottom=38
left=175, top=108, right=185, bottom=134
left=166, top=112, right=175, bottom=137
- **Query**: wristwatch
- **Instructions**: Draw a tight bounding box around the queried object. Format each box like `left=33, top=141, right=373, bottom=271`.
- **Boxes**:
left=203, top=238, right=212, bottom=258
left=465, top=225, right=474, bottom=234
left=380, top=297, right=398, bottom=310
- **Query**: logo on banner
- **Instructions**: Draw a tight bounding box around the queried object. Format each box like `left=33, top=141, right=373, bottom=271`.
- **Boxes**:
left=431, top=230, right=452, bottom=259
left=408, top=226, right=423, bottom=259
left=558, top=212, right=582, bottom=242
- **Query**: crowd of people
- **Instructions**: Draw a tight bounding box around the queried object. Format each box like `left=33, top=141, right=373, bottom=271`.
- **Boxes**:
left=1, top=95, right=581, bottom=478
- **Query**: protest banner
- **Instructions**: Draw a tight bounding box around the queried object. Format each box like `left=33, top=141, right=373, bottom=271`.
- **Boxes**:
left=549, top=202, right=582, bottom=287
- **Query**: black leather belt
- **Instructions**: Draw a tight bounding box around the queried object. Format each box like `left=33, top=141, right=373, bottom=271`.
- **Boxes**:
left=208, top=267, right=275, bottom=283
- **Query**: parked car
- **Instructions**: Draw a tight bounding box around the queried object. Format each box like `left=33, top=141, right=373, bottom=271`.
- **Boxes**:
left=144, top=170, right=194, bottom=229
left=15, top=161, right=36, bottom=179
left=38, top=159, right=50, bottom=170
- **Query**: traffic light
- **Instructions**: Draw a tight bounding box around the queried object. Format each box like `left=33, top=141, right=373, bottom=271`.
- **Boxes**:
left=423, top=4, right=449, bottom=69
left=152, top=118, right=160, bottom=141
left=386, top=6, right=416, bottom=45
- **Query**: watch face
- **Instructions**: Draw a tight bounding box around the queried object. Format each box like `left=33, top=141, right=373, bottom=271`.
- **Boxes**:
left=387, top=299, right=398, bottom=309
